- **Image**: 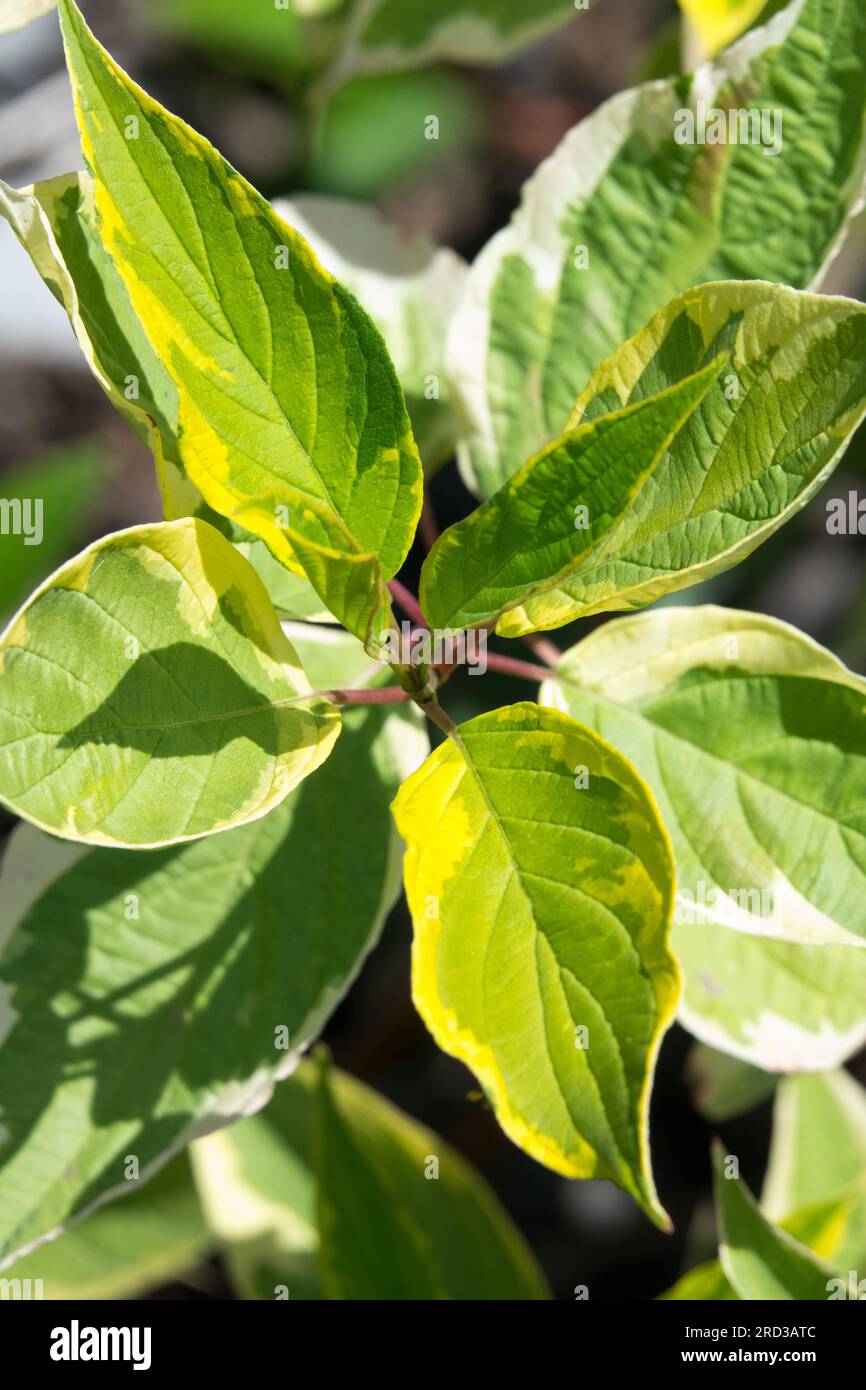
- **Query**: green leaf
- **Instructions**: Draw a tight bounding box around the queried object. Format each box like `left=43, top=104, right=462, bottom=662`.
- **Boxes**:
left=57, top=0, right=422, bottom=652
left=0, top=173, right=377, bottom=636
left=150, top=0, right=302, bottom=70
left=451, top=0, right=866, bottom=497
left=421, top=358, right=727, bottom=637
left=543, top=606, right=866, bottom=952
left=148, top=0, right=347, bottom=82
left=713, top=1142, right=839, bottom=1299
left=659, top=1259, right=738, bottom=1300
left=273, top=196, right=467, bottom=474
left=0, top=188, right=431, bottom=635
left=191, top=1063, right=322, bottom=1301
left=0, top=176, right=390, bottom=644
left=0, top=0, right=54, bottom=33
left=327, top=0, right=584, bottom=84
left=0, top=1156, right=209, bottom=1299
left=203, top=514, right=339, bottom=623
left=0, top=443, right=106, bottom=620
left=675, top=920, right=866, bottom=1071
left=678, top=0, right=768, bottom=57
left=782, top=1190, right=866, bottom=1274
left=0, top=683, right=426, bottom=1266
left=313, top=1054, right=549, bottom=1299
left=660, top=1194, right=859, bottom=1300
left=560, top=283, right=866, bottom=614
left=229, top=534, right=338, bottom=622
left=0, top=518, right=340, bottom=847
left=664, top=1076, right=866, bottom=1299
left=195, top=1055, right=549, bottom=1300
left=763, top=1073, right=866, bottom=1271
left=687, top=1044, right=776, bottom=1123
left=391, top=702, right=679, bottom=1228
left=278, top=620, right=379, bottom=690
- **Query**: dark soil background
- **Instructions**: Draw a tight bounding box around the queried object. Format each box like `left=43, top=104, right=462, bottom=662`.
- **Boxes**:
left=1, top=0, right=865, bottom=1299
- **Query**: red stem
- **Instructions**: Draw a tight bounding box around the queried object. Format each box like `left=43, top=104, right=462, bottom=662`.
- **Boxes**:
left=418, top=500, right=440, bottom=551
left=387, top=578, right=427, bottom=629
left=422, top=697, right=458, bottom=737
left=318, top=685, right=413, bottom=706
left=521, top=633, right=562, bottom=668
left=484, top=652, right=555, bottom=683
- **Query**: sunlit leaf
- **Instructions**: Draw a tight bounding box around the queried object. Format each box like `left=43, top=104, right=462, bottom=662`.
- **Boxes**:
left=0, top=664, right=426, bottom=1266
left=57, top=0, right=423, bottom=651
left=0, top=518, right=340, bottom=847
left=678, top=0, right=768, bottom=57
left=560, top=283, right=866, bottom=615
left=543, top=606, right=866, bottom=1069
left=763, top=1072, right=866, bottom=1272
left=421, top=358, right=725, bottom=636
left=713, top=1142, right=840, bottom=1300
left=0, top=175, right=378, bottom=629
left=543, top=606, right=866, bottom=952
left=392, top=702, right=679, bottom=1228
left=450, top=0, right=866, bottom=497
left=273, top=196, right=467, bottom=474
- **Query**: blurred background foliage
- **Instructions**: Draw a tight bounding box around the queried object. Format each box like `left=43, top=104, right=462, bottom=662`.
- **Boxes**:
left=0, top=0, right=864, bottom=1300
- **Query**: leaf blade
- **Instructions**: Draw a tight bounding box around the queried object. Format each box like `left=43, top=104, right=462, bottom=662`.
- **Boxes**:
left=273, top=196, right=467, bottom=475
left=57, top=0, right=422, bottom=649
left=392, top=702, right=680, bottom=1227
left=562, top=282, right=866, bottom=615
left=451, top=0, right=866, bottom=497
left=313, top=1054, right=549, bottom=1300
left=763, top=1072, right=866, bottom=1271
left=0, top=692, right=425, bottom=1266
left=543, top=605, right=866, bottom=952
left=0, top=517, right=340, bottom=848
left=328, top=0, right=585, bottom=83
left=678, top=0, right=767, bottom=56
left=0, top=1156, right=209, bottom=1299
left=421, top=356, right=727, bottom=635
left=713, top=1142, right=838, bottom=1300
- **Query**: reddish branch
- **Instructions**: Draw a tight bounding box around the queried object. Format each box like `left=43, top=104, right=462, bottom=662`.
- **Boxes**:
left=521, top=633, right=562, bottom=668
left=317, top=685, right=412, bottom=707
left=387, top=578, right=427, bottom=628
left=316, top=581, right=557, bottom=722
left=483, top=652, right=556, bottom=683
left=418, top=499, right=440, bottom=551
left=422, top=698, right=459, bottom=737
